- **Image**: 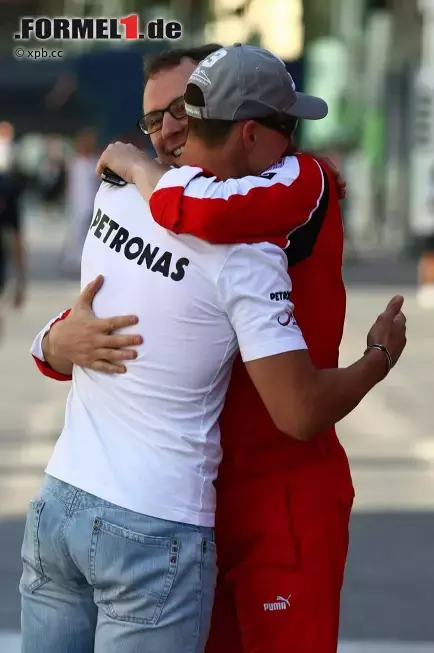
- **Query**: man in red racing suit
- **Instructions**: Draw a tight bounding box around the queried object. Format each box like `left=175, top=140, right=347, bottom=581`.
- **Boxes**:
left=147, top=150, right=354, bottom=653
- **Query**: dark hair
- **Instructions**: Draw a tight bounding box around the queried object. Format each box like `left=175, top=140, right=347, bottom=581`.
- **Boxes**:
left=187, top=117, right=236, bottom=147
left=143, top=44, right=223, bottom=81
left=184, top=81, right=236, bottom=146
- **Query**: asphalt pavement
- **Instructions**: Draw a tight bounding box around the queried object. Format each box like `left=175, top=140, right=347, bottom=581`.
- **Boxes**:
left=0, top=214, right=433, bottom=652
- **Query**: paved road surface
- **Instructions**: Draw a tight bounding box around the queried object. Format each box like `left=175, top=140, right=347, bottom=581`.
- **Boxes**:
left=0, top=216, right=433, bottom=651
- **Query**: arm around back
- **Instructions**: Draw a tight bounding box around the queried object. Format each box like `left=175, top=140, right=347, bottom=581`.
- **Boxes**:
left=31, top=276, right=143, bottom=379
left=246, top=295, right=406, bottom=440
left=218, top=245, right=407, bottom=441
left=246, top=347, right=388, bottom=441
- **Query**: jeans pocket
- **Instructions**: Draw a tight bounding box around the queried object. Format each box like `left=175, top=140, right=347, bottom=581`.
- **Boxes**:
left=20, top=499, right=50, bottom=593
left=91, top=518, right=179, bottom=625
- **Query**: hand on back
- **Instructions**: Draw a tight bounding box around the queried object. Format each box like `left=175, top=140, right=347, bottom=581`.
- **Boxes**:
left=49, top=275, right=142, bottom=374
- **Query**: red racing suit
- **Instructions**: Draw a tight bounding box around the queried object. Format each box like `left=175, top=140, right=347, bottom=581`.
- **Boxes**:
left=149, top=153, right=354, bottom=653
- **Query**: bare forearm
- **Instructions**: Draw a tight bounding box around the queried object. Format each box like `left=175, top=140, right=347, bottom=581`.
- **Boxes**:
left=300, top=349, right=387, bottom=438
left=132, top=160, right=170, bottom=203
left=247, top=296, right=405, bottom=441
left=42, top=326, right=74, bottom=376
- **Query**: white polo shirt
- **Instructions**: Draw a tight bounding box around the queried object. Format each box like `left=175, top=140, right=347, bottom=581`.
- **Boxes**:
left=31, top=177, right=306, bottom=527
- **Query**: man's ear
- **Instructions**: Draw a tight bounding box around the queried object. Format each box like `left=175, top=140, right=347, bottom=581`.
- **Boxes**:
left=242, top=120, right=258, bottom=150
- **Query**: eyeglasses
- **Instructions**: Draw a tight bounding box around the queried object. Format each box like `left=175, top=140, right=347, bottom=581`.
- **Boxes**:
left=138, top=96, right=187, bottom=135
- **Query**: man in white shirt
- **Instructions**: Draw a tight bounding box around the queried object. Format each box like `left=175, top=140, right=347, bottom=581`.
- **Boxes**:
left=23, top=176, right=311, bottom=653
left=22, top=45, right=407, bottom=653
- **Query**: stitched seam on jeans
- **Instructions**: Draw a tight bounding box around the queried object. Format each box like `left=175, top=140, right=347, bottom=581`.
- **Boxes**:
left=99, top=519, right=173, bottom=548
left=150, top=538, right=179, bottom=625
left=44, top=484, right=70, bottom=510
left=67, top=487, right=81, bottom=515
left=39, top=487, right=79, bottom=572
left=58, top=512, right=78, bottom=569
left=49, top=503, right=130, bottom=517
left=113, top=552, right=177, bottom=624
left=104, top=608, right=157, bottom=625
left=43, top=479, right=79, bottom=513
left=91, top=527, right=179, bottom=626
left=89, top=519, right=99, bottom=585
left=193, top=539, right=203, bottom=652
left=20, top=501, right=51, bottom=594
left=20, top=573, right=51, bottom=594
left=32, top=500, right=45, bottom=575
left=22, top=575, right=87, bottom=597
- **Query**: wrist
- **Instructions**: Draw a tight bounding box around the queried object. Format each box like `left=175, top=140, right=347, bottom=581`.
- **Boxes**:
left=131, top=159, right=148, bottom=184
left=42, top=329, right=54, bottom=363
left=132, top=159, right=169, bottom=200
left=363, top=346, right=390, bottom=381
left=42, top=321, right=62, bottom=362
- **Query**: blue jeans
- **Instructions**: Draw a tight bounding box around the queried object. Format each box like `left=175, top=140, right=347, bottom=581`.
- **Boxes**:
left=20, top=474, right=217, bottom=653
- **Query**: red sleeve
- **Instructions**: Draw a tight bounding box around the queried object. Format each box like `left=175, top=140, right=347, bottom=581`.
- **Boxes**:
left=149, top=154, right=324, bottom=247
left=32, top=309, right=73, bottom=382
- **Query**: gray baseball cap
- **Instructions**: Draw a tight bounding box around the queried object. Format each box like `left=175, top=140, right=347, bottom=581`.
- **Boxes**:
left=185, top=43, right=328, bottom=122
